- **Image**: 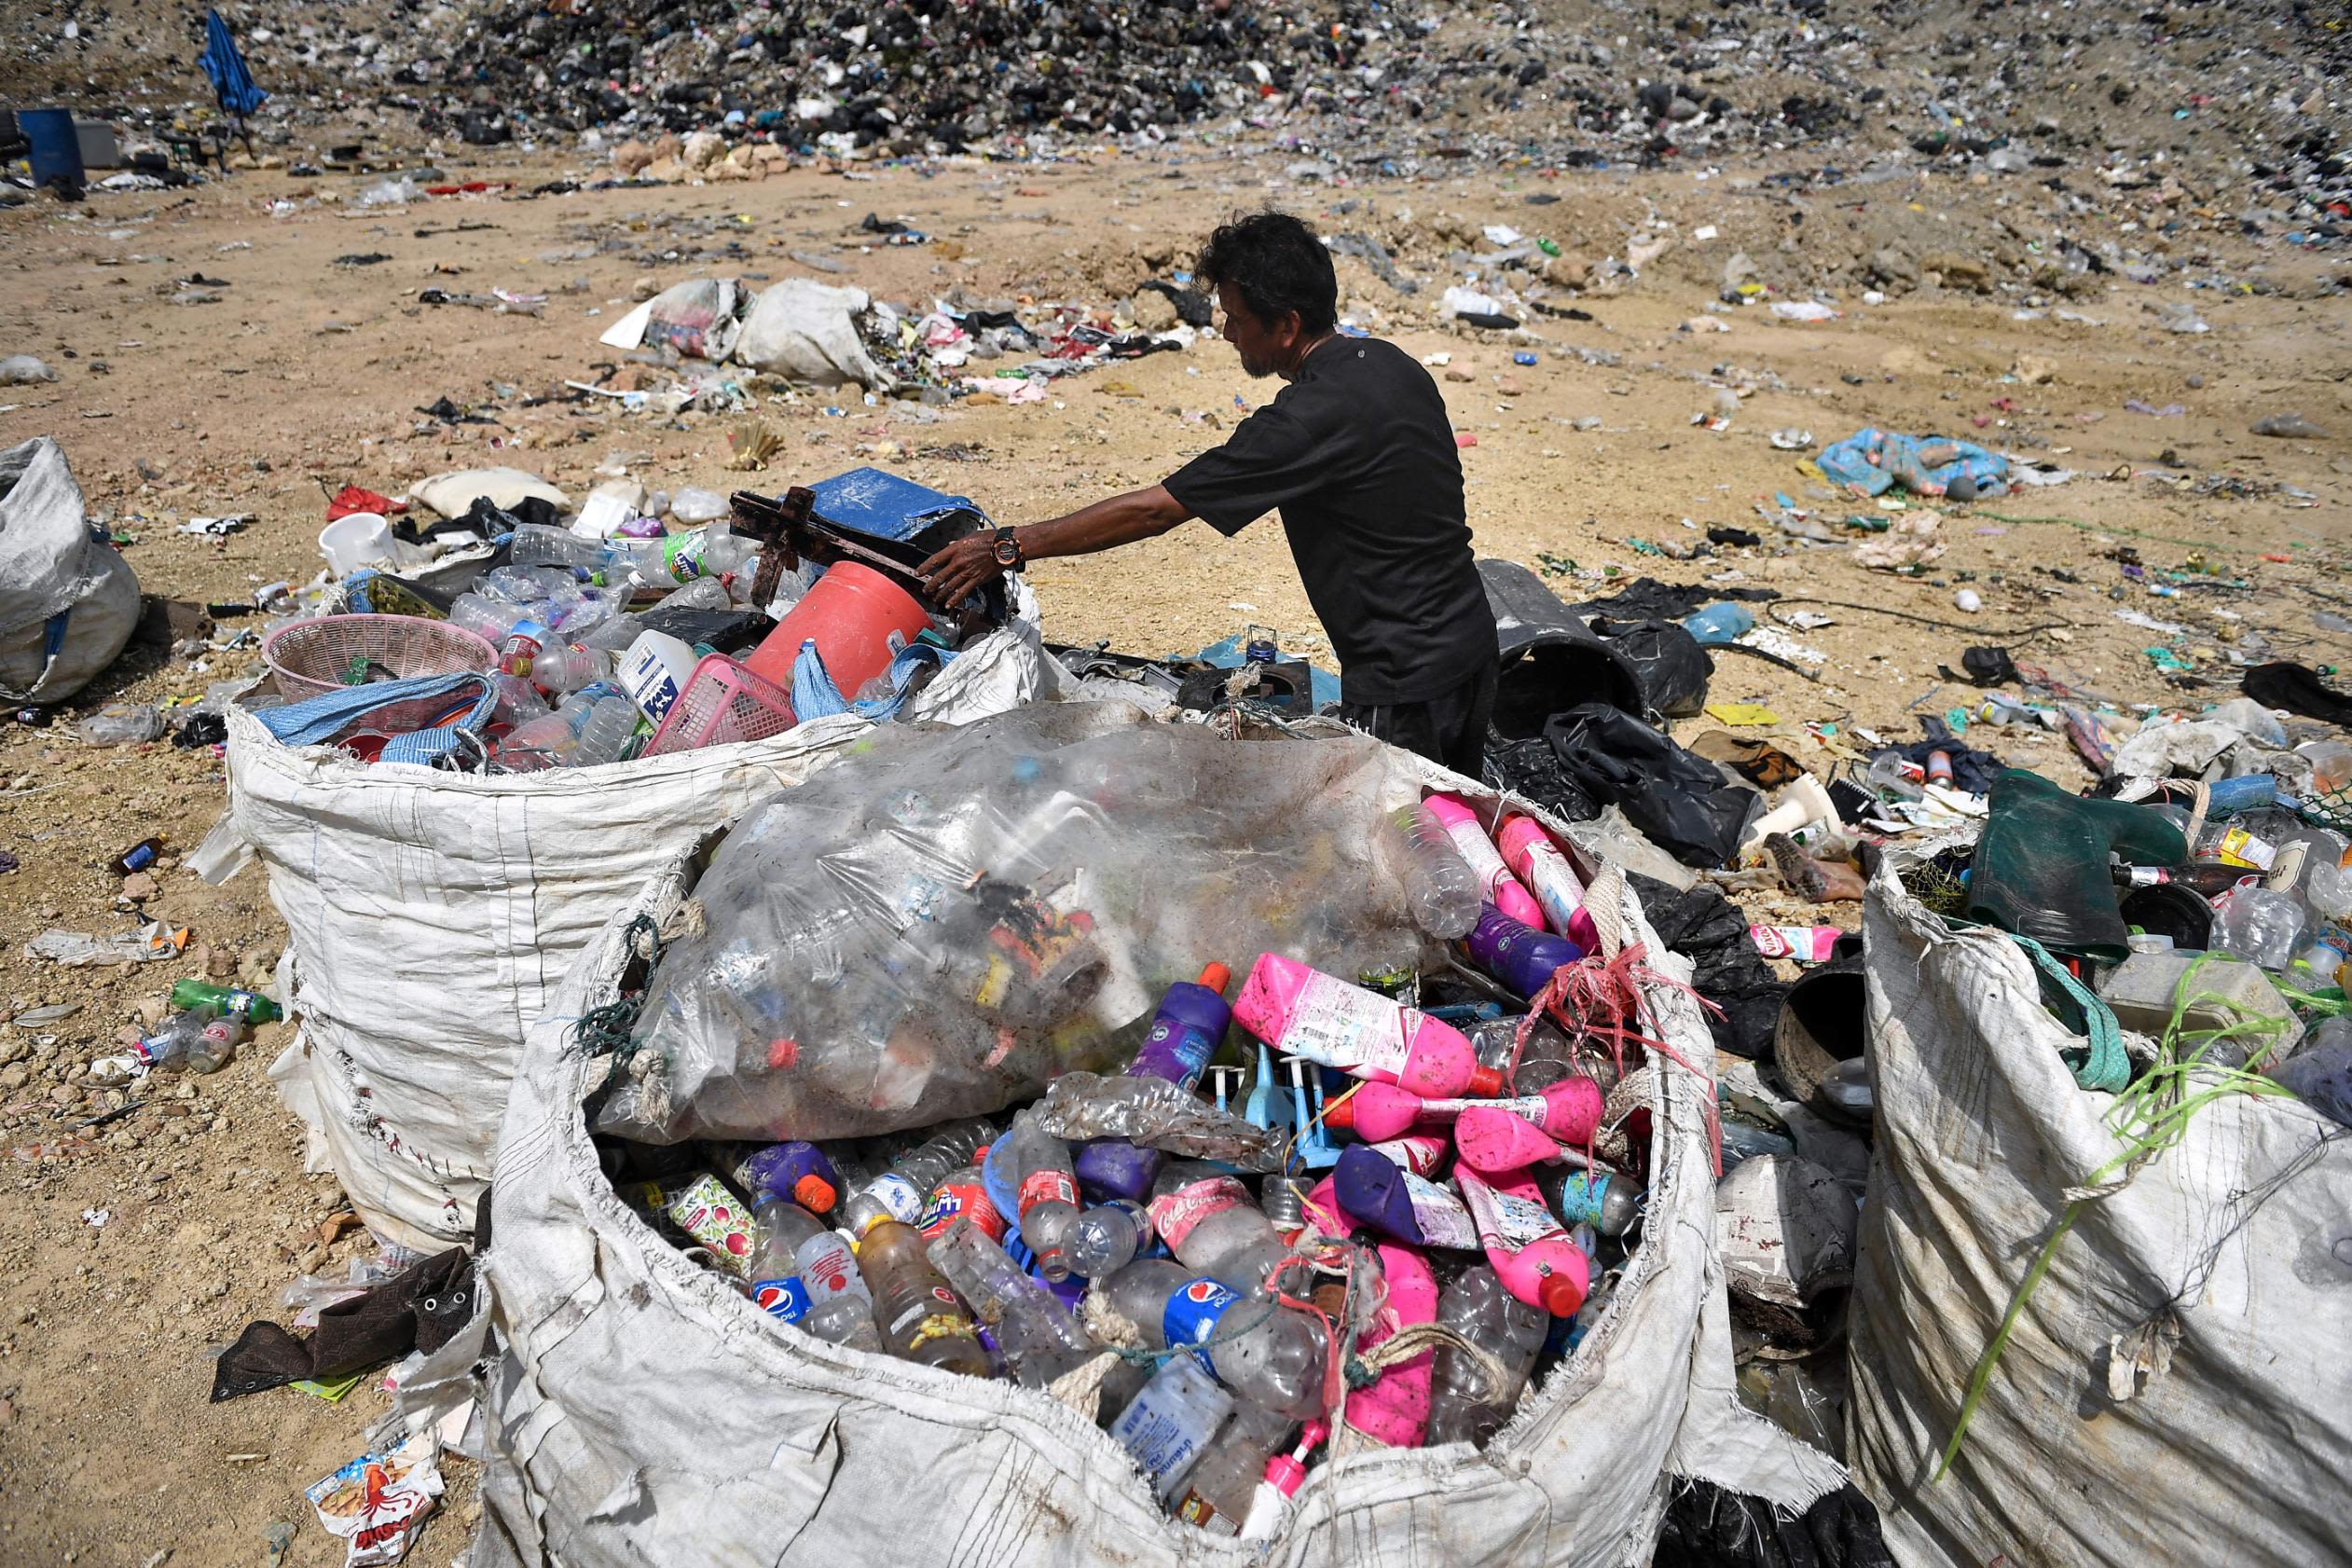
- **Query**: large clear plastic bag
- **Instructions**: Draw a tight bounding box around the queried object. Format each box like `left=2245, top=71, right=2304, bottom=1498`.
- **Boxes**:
left=594, top=704, right=1430, bottom=1143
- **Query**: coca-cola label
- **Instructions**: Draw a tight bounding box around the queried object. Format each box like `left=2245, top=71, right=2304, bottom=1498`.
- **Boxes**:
left=1280, top=970, right=1414, bottom=1080
left=1148, top=1177, right=1249, bottom=1251
left=751, top=1275, right=813, bottom=1323
left=917, top=1179, right=1005, bottom=1242
left=1016, top=1168, right=1078, bottom=1216
left=1162, top=1276, right=1239, bottom=1374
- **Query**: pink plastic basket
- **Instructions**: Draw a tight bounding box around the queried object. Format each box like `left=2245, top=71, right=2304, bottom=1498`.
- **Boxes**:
left=262, top=613, right=498, bottom=700
left=644, top=653, right=799, bottom=757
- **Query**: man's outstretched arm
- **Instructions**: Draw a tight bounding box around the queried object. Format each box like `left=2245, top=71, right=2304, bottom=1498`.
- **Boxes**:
left=916, top=484, right=1194, bottom=606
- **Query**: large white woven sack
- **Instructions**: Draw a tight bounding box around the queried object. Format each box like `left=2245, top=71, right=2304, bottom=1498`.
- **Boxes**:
left=1848, top=869, right=2352, bottom=1568
left=420, top=721, right=1840, bottom=1567
left=212, top=627, right=1047, bottom=1252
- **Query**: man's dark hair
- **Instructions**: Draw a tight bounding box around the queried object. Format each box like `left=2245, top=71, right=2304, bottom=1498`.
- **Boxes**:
left=1195, top=211, right=1338, bottom=337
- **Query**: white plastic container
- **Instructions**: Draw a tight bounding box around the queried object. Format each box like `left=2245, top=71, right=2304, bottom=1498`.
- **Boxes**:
left=318, top=512, right=393, bottom=577
left=621, top=630, right=698, bottom=726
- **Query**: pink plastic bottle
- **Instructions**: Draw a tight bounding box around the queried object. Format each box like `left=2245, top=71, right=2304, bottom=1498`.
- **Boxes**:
left=1454, top=1167, right=1590, bottom=1317
left=1232, top=954, right=1500, bottom=1101
left=1424, top=794, right=1545, bottom=930
left=1497, top=813, right=1602, bottom=955
left=1365, top=1134, right=1450, bottom=1176
left=1328, top=1079, right=1602, bottom=1146
left=1345, top=1243, right=1437, bottom=1448
left=1451, top=1084, right=1606, bottom=1174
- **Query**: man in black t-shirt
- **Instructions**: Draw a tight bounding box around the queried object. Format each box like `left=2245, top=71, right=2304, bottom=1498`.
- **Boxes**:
left=917, top=212, right=1500, bottom=776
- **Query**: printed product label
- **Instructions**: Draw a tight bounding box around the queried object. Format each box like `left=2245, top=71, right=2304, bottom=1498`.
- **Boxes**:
left=2214, top=828, right=2278, bottom=872
left=306, top=1434, right=444, bottom=1568
left=750, top=1275, right=813, bottom=1323
left=865, top=1173, right=925, bottom=1226
left=663, top=1174, right=757, bottom=1276
left=1418, top=1093, right=1550, bottom=1124
left=1280, top=970, right=1414, bottom=1080
left=1148, top=1177, right=1249, bottom=1252
left=1112, top=1386, right=1213, bottom=1488
left=917, top=1179, right=1005, bottom=1242
left=1143, top=1018, right=1217, bottom=1083
left=1399, top=1170, right=1479, bottom=1250
left=1016, top=1168, right=1078, bottom=1216
left=792, top=1234, right=863, bottom=1302
left=1547, top=1174, right=1612, bottom=1230
left=1176, top=1489, right=1244, bottom=1536
left=1162, top=1276, right=1240, bottom=1373
left=1458, top=1172, right=1563, bottom=1252
left=1367, top=1135, right=1448, bottom=1176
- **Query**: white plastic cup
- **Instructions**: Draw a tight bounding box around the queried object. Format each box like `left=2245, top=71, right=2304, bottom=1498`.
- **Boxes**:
left=318, top=512, right=393, bottom=576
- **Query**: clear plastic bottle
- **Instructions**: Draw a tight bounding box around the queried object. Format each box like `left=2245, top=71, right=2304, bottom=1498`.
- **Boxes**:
left=1066, top=1199, right=1151, bottom=1279
left=1533, top=1166, right=1645, bottom=1238
left=1002, top=1116, right=1083, bottom=1280
left=853, top=1218, right=988, bottom=1377
left=748, top=1196, right=883, bottom=1353
left=564, top=693, right=640, bottom=768
left=1111, top=1355, right=1234, bottom=1504
left=186, top=1009, right=247, bottom=1075
left=837, top=1118, right=997, bottom=1239
left=2214, top=887, right=2307, bottom=970
left=1101, top=1259, right=1330, bottom=1421
left=1424, top=1264, right=1548, bottom=1448
left=529, top=641, right=608, bottom=696
left=1379, top=801, right=1482, bottom=940
left=507, top=524, right=609, bottom=574
left=1173, top=1404, right=1295, bottom=1535
left=448, top=592, right=530, bottom=645
left=925, top=1217, right=1097, bottom=1386
left=1148, top=1162, right=1293, bottom=1296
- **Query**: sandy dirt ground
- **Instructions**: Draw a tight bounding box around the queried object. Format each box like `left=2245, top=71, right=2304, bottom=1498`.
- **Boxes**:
left=0, top=134, right=2347, bottom=1565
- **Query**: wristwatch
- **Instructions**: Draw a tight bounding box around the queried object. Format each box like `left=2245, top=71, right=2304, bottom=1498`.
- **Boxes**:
left=991, top=526, right=1025, bottom=569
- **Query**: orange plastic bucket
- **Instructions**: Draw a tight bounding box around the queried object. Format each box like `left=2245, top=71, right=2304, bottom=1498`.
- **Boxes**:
left=742, top=561, right=933, bottom=697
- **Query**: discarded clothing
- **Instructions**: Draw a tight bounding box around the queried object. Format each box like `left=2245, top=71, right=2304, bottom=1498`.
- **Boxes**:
left=254, top=672, right=497, bottom=766
left=212, top=1247, right=475, bottom=1401
left=791, top=637, right=955, bottom=722
left=2243, top=662, right=2352, bottom=728
left=1816, top=428, right=2010, bottom=500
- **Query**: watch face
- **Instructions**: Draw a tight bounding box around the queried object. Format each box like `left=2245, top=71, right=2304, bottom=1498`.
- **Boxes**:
left=993, top=536, right=1020, bottom=566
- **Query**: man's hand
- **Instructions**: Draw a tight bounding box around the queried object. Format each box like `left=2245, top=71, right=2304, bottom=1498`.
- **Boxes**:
left=916, top=531, right=1005, bottom=609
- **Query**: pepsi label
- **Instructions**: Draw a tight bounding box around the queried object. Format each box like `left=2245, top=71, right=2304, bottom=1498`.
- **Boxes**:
left=1162, top=1276, right=1239, bottom=1374
left=751, top=1275, right=813, bottom=1323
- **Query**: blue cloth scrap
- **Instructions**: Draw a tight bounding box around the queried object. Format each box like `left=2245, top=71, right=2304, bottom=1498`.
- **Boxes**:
left=1816, top=428, right=2010, bottom=499
left=199, top=8, right=268, bottom=117
left=254, top=671, right=496, bottom=765
left=807, top=467, right=985, bottom=543
left=791, top=639, right=957, bottom=722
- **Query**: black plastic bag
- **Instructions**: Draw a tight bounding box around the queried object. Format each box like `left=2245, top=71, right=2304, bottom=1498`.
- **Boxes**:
left=1627, top=872, right=1787, bottom=1061
left=1542, top=704, right=1758, bottom=867
left=1573, top=576, right=1777, bottom=622
left=1653, top=1481, right=1896, bottom=1568
left=1591, top=615, right=1712, bottom=717
left=1486, top=736, right=1602, bottom=822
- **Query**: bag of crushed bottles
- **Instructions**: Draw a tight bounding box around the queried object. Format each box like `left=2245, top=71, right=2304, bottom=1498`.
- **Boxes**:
left=591, top=703, right=1432, bottom=1143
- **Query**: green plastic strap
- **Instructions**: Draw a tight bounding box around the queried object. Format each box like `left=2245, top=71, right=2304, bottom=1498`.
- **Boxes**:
left=2012, top=934, right=2129, bottom=1092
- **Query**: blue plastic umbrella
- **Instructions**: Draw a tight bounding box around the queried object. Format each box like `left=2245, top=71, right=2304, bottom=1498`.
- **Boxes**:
left=198, top=9, right=268, bottom=119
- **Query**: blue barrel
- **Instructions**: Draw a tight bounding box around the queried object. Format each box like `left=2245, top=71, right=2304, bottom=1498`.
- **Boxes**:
left=21, top=109, right=84, bottom=188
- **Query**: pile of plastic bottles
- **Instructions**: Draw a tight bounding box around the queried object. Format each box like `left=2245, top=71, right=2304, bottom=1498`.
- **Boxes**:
left=90, top=981, right=283, bottom=1084
left=599, top=798, right=1653, bottom=1535
left=440, top=524, right=768, bottom=771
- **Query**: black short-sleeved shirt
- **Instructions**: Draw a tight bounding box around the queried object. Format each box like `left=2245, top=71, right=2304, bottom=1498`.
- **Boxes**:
left=1162, top=336, right=1497, bottom=706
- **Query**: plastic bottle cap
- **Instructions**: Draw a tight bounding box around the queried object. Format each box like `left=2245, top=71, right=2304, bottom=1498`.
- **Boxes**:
left=1466, top=1066, right=1506, bottom=1098
left=793, top=1175, right=837, bottom=1213
left=1262, top=1453, right=1308, bottom=1498
left=1197, top=961, right=1231, bottom=995
left=1322, top=1095, right=1356, bottom=1131
left=1539, top=1272, right=1585, bottom=1317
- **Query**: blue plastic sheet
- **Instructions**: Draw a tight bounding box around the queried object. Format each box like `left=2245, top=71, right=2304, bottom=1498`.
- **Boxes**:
left=1816, top=428, right=2010, bottom=499
left=807, top=468, right=985, bottom=543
